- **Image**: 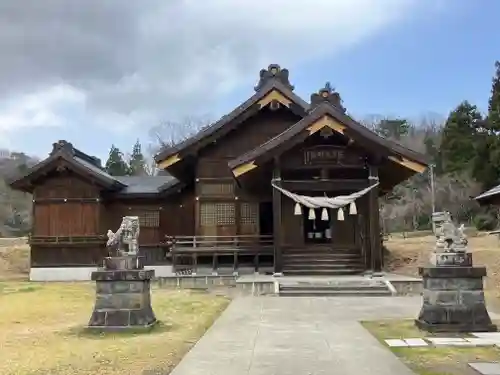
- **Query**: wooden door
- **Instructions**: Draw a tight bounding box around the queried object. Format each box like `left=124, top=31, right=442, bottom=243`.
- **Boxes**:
left=199, top=202, right=236, bottom=245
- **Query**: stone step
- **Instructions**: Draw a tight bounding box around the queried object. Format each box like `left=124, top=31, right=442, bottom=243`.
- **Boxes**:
left=278, top=279, right=392, bottom=297
left=278, top=289, right=392, bottom=297
left=279, top=284, right=388, bottom=292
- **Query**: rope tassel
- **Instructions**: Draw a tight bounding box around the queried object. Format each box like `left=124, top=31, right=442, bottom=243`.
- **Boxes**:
left=321, top=207, right=329, bottom=221
left=294, top=202, right=302, bottom=216
left=308, top=208, right=316, bottom=220
left=337, top=207, right=345, bottom=221
left=349, top=201, right=357, bottom=215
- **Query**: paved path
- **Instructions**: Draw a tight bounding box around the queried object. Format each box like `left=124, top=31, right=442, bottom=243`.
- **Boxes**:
left=170, top=296, right=426, bottom=375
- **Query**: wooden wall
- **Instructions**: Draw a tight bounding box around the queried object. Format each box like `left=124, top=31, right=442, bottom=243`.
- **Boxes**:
left=197, top=108, right=301, bottom=178
left=31, top=246, right=106, bottom=267
left=32, top=173, right=101, bottom=237
left=30, top=171, right=106, bottom=267
left=102, top=190, right=195, bottom=244
left=193, top=108, right=299, bottom=237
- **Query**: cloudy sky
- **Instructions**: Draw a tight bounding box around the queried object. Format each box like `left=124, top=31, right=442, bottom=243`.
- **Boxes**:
left=1, top=0, right=499, bottom=161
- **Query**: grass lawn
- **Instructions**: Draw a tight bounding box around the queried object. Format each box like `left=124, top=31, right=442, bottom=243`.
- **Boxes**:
left=362, top=319, right=500, bottom=375
left=0, top=281, right=230, bottom=375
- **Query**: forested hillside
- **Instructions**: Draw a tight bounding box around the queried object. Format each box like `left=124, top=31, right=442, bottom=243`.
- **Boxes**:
left=1, top=61, right=500, bottom=236
left=0, top=151, right=38, bottom=236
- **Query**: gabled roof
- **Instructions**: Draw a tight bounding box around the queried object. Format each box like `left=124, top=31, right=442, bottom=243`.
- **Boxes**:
left=154, top=64, right=309, bottom=169
left=7, top=140, right=182, bottom=197
left=228, top=88, right=428, bottom=179
left=8, top=140, right=123, bottom=192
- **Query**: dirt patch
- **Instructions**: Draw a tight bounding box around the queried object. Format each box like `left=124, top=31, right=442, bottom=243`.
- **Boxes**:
left=385, top=233, right=500, bottom=310
left=0, top=243, right=29, bottom=280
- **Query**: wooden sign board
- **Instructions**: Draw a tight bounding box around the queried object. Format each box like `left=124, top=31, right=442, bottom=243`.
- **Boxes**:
left=303, top=146, right=365, bottom=166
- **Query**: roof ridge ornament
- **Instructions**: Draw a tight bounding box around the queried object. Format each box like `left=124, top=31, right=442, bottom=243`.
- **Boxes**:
left=50, top=140, right=75, bottom=157
left=310, top=82, right=346, bottom=113
left=254, top=64, right=294, bottom=92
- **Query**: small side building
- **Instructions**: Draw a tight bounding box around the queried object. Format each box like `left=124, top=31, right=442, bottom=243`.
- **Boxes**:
left=8, top=140, right=190, bottom=281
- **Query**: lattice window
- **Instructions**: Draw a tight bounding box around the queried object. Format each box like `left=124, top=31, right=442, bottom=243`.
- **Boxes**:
left=240, top=202, right=258, bottom=225
left=200, top=203, right=217, bottom=226
left=216, top=203, right=235, bottom=225
left=199, top=183, right=234, bottom=196
left=200, top=202, right=235, bottom=226
left=138, top=211, right=160, bottom=228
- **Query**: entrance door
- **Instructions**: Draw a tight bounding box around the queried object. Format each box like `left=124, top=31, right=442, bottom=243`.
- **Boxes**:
left=303, top=208, right=332, bottom=244
left=259, top=202, right=273, bottom=235
left=331, top=212, right=357, bottom=248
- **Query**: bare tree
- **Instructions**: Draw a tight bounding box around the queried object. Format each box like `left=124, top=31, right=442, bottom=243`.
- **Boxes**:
left=148, top=115, right=213, bottom=154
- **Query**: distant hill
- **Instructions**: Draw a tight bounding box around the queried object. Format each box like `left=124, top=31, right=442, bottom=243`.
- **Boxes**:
left=0, top=150, right=39, bottom=237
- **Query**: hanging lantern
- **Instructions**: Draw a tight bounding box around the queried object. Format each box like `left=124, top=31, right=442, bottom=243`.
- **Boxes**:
left=294, top=202, right=302, bottom=216
left=308, top=208, right=316, bottom=220
left=349, top=201, right=357, bottom=215
left=321, top=207, right=329, bottom=221
left=337, top=207, right=345, bottom=221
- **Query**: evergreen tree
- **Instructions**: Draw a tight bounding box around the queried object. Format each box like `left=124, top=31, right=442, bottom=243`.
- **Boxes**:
left=128, top=139, right=147, bottom=176
left=105, top=145, right=130, bottom=176
left=487, top=61, right=500, bottom=131
left=471, top=61, right=500, bottom=189
left=437, top=101, right=482, bottom=175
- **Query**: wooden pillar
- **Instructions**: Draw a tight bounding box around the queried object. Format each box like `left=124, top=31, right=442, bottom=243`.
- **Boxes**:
left=368, top=165, right=382, bottom=273
left=272, top=159, right=283, bottom=275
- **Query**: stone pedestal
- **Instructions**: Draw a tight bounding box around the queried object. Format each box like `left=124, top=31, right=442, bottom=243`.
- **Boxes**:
left=415, top=266, right=496, bottom=333
left=87, top=256, right=157, bottom=331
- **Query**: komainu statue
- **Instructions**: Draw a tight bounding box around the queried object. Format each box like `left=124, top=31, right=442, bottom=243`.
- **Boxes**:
left=431, top=211, right=470, bottom=266
left=106, top=216, right=140, bottom=256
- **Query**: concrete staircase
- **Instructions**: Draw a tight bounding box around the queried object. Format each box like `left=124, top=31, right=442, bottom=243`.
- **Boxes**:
left=282, top=246, right=365, bottom=276
left=278, top=277, right=393, bottom=297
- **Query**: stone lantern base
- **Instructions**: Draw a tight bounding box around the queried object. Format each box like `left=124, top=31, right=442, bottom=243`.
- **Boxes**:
left=87, top=256, right=157, bottom=331
left=415, top=266, right=496, bottom=333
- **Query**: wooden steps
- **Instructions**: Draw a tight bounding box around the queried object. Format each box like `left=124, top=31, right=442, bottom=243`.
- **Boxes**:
left=282, top=246, right=365, bottom=276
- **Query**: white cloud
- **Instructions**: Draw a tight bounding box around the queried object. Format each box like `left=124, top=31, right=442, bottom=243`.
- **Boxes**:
left=0, top=0, right=440, bottom=139
left=0, top=84, right=85, bottom=134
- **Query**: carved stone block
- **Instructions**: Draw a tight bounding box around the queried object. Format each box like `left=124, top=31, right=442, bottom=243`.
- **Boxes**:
left=415, top=266, right=496, bottom=333
left=87, top=256, right=157, bottom=331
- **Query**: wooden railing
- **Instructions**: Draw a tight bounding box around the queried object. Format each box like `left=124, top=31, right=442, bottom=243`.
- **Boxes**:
left=170, top=235, right=274, bottom=275
left=140, top=244, right=172, bottom=266
left=29, top=235, right=107, bottom=245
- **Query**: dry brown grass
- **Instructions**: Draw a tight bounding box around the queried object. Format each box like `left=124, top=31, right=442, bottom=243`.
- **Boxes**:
left=362, top=319, right=500, bottom=375
left=385, top=233, right=500, bottom=310
left=0, top=241, right=30, bottom=280
left=0, top=282, right=229, bottom=375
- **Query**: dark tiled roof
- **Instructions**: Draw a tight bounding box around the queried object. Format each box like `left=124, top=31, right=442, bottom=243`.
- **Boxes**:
left=8, top=141, right=181, bottom=196
left=73, top=156, right=118, bottom=184
left=115, top=175, right=179, bottom=194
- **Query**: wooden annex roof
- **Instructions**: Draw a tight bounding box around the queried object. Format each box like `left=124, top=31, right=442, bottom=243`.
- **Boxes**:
left=475, top=185, right=500, bottom=204
left=7, top=140, right=183, bottom=197
left=154, top=64, right=309, bottom=169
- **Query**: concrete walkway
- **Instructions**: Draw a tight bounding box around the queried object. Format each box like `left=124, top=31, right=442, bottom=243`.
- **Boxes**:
left=170, top=296, right=426, bottom=375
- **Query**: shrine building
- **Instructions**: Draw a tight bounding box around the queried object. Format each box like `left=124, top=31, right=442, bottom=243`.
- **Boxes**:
left=8, top=64, right=428, bottom=281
